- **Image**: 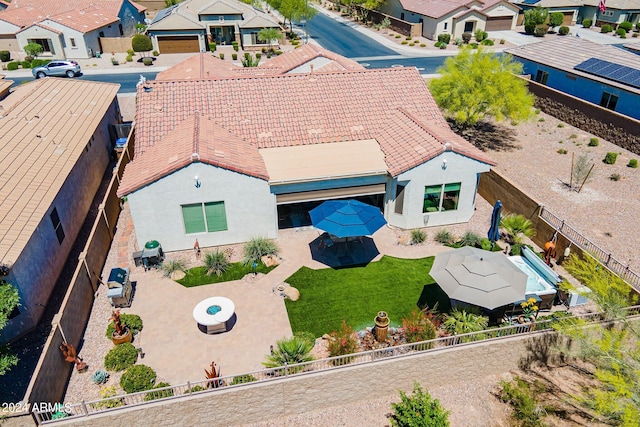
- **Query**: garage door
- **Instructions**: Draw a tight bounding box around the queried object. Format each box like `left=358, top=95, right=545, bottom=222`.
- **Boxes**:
left=485, top=17, right=513, bottom=31
left=562, top=12, right=574, bottom=26
left=157, top=36, right=200, bottom=54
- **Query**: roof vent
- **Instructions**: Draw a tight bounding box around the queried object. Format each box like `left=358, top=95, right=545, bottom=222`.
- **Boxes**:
left=443, top=142, right=452, bottom=151
left=191, top=152, right=200, bottom=161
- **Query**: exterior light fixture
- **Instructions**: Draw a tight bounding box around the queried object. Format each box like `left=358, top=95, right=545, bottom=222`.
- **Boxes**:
left=441, top=159, right=448, bottom=170
left=194, top=176, right=201, bottom=188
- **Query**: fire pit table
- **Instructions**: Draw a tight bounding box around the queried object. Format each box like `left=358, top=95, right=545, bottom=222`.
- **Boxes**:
left=193, top=297, right=235, bottom=334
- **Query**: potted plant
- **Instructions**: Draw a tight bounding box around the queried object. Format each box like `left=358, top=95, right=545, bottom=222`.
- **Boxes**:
left=109, top=310, right=132, bottom=345
left=111, top=56, right=119, bottom=66
left=518, top=297, right=539, bottom=324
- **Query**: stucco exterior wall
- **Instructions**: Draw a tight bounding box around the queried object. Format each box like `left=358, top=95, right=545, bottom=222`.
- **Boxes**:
left=517, top=58, right=640, bottom=121
left=2, top=99, right=118, bottom=343
left=127, top=163, right=276, bottom=252
left=386, top=152, right=490, bottom=230
left=16, top=26, right=63, bottom=57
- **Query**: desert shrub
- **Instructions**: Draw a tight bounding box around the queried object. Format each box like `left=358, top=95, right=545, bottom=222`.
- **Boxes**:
left=256, top=53, right=262, bottom=60
left=453, top=37, right=463, bottom=46
left=293, top=331, right=316, bottom=347
left=534, top=25, right=548, bottom=37
left=161, top=258, right=187, bottom=278
left=231, top=374, right=257, bottom=385
left=131, top=34, right=152, bottom=53
left=390, top=382, right=450, bottom=427
left=411, top=229, right=426, bottom=244
left=0, top=51, right=10, bottom=62
left=183, top=385, right=205, bottom=393
left=126, top=54, right=133, bottom=62
left=402, top=309, right=437, bottom=344
left=395, top=34, right=402, bottom=38
left=569, top=133, right=577, bottom=139
left=588, top=137, right=599, bottom=146
left=604, top=152, right=618, bottom=164
left=481, top=39, right=494, bottom=45
left=500, top=213, right=535, bottom=244
left=144, top=382, right=173, bottom=401
left=232, top=41, right=239, bottom=51
left=209, top=42, right=216, bottom=52
left=406, top=36, right=412, bottom=40
left=127, top=49, right=135, bottom=56
left=441, top=309, right=488, bottom=335
left=469, top=42, right=479, bottom=49
left=609, top=173, right=621, bottom=181
left=538, top=117, right=545, bottom=122
left=557, top=149, right=567, bottom=154
left=628, top=159, right=638, bottom=168
left=91, top=370, right=109, bottom=384
left=500, top=38, right=505, bottom=44
left=6, top=61, right=18, bottom=70
left=106, top=313, right=143, bottom=338
left=232, top=53, right=238, bottom=60
left=420, top=43, right=426, bottom=47
left=619, top=21, right=633, bottom=32
left=601, top=24, right=613, bottom=33
left=263, top=336, right=314, bottom=371
left=434, top=229, right=453, bottom=245
left=275, top=50, right=283, bottom=55
left=21, top=61, right=31, bottom=69
left=458, top=230, right=481, bottom=247
left=219, top=53, right=225, bottom=60
left=557, top=123, right=564, bottom=128
left=548, top=12, right=564, bottom=30
left=31, top=59, right=49, bottom=67
left=203, top=250, right=229, bottom=277
left=437, top=33, right=451, bottom=44
left=582, top=18, right=592, bottom=28
left=498, top=377, right=546, bottom=427
left=434, top=41, right=446, bottom=48
left=104, top=342, right=138, bottom=371
left=462, top=32, right=471, bottom=43
left=479, top=237, right=494, bottom=251
left=120, top=364, right=156, bottom=393
left=474, top=29, right=487, bottom=41
left=243, top=237, right=278, bottom=265
left=91, top=386, right=123, bottom=409
left=510, top=243, right=535, bottom=256
left=327, top=320, right=358, bottom=365
left=152, top=50, right=159, bottom=56
left=142, top=57, right=153, bottom=65
left=558, top=26, right=570, bottom=35
left=616, top=28, right=627, bottom=38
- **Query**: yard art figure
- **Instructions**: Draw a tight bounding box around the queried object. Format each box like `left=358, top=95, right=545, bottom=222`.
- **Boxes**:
left=110, top=309, right=125, bottom=336
left=60, top=341, right=87, bottom=372
left=544, top=231, right=558, bottom=267
left=194, top=239, right=201, bottom=259
left=205, top=361, right=223, bottom=388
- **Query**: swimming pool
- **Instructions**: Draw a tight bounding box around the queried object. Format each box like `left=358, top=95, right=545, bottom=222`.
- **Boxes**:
left=508, top=255, right=557, bottom=309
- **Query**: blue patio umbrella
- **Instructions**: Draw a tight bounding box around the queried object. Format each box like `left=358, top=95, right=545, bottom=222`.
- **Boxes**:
left=488, top=199, right=503, bottom=245
left=309, top=200, right=387, bottom=239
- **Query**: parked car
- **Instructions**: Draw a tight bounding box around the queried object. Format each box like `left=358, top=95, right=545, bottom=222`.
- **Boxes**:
left=32, top=60, right=81, bottom=79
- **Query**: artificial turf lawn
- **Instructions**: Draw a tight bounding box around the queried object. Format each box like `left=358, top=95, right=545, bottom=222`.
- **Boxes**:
left=177, top=263, right=276, bottom=287
left=284, top=256, right=450, bottom=337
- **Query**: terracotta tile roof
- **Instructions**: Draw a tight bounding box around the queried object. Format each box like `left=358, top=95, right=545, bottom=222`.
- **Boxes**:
left=258, top=44, right=365, bottom=74
left=17, top=23, right=63, bottom=35
left=399, top=0, right=468, bottom=18
left=155, top=53, right=245, bottom=80
left=0, top=78, right=119, bottom=263
left=120, top=65, right=492, bottom=195
left=0, top=0, right=131, bottom=34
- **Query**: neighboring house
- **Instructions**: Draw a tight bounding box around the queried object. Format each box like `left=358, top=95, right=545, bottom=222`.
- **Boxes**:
left=118, top=50, right=494, bottom=252
left=506, top=37, right=640, bottom=120
left=378, top=0, right=520, bottom=40
left=579, top=0, right=640, bottom=27
left=146, top=0, right=281, bottom=53
left=0, top=0, right=146, bottom=59
left=515, top=0, right=582, bottom=25
left=0, top=78, right=121, bottom=343
left=154, top=43, right=365, bottom=80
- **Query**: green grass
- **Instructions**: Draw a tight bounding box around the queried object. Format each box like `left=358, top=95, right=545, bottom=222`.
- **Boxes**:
left=284, top=256, right=449, bottom=337
left=177, top=262, right=276, bottom=287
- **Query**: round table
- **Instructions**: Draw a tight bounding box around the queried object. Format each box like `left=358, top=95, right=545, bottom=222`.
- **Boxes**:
left=192, top=297, right=235, bottom=334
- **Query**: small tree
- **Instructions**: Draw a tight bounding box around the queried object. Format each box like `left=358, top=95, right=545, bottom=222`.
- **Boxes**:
left=0, top=279, right=20, bottom=376
left=257, top=28, right=282, bottom=51
left=548, top=12, right=564, bottom=32
left=131, top=34, right=153, bottom=58
left=524, top=6, right=548, bottom=34
left=571, top=153, right=594, bottom=192
left=23, top=42, right=44, bottom=58
left=390, top=382, right=450, bottom=426
left=263, top=336, right=314, bottom=372
left=499, top=213, right=535, bottom=244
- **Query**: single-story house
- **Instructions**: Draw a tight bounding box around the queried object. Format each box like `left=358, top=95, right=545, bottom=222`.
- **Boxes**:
left=0, top=78, right=121, bottom=343
left=579, top=0, right=640, bottom=27
left=146, top=0, right=282, bottom=53
left=506, top=37, right=640, bottom=120
left=378, top=0, right=520, bottom=40
left=0, top=0, right=146, bottom=59
left=515, top=0, right=581, bottom=26
left=118, top=50, right=494, bottom=252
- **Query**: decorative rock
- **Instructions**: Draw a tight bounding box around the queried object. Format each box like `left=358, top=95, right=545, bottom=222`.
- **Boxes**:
left=261, top=254, right=279, bottom=267
left=170, top=270, right=186, bottom=281
left=283, top=286, right=300, bottom=301
left=322, top=334, right=331, bottom=340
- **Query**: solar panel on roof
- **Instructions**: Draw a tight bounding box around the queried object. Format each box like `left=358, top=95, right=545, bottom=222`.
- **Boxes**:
left=521, top=0, right=540, bottom=4
left=574, top=58, right=640, bottom=89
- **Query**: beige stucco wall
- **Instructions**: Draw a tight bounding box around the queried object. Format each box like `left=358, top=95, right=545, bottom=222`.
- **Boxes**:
left=55, top=332, right=561, bottom=427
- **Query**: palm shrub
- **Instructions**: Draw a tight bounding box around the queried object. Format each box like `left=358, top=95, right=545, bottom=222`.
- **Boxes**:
left=390, top=382, right=450, bottom=427
left=104, top=342, right=138, bottom=371
left=441, top=309, right=488, bottom=336
left=243, top=237, right=278, bottom=265
left=402, top=309, right=437, bottom=344
left=120, top=364, right=156, bottom=393
left=203, top=250, right=229, bottom=277
left=263, top=336, right=314, bottom=372
left=161, top=258, right=187, bottom=278
left=105, top=313, right=143, bottom=338
left=500, top=213, right=535, bottom=244
left=327, top=320, right=359, bottom=365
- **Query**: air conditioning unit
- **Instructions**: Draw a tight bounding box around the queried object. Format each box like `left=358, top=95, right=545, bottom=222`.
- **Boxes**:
left=568, top=286, right=591, bottom=307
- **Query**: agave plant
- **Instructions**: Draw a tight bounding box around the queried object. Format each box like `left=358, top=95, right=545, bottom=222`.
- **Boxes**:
left=243, top=237, right=278, bottom=265
left=500, top=214, right=536, bottom=244
left=161, top=258, right=187, bottom=278
left=262, top=336, right=314, bottom=371
left=203, top=250, right=229, bottom=277
left=441, top=309, right=488, bottom=335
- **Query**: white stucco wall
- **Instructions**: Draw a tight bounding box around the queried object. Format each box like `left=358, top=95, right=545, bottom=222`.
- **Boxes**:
left=127, top=163, right=277, bottom=252
left=17, top=26, right=64, bottom=57
left=385, top=152, right=490, bottom=230
left=484, top=2, right=519, bottom=29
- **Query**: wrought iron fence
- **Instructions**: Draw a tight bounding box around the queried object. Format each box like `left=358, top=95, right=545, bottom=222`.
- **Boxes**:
left=34, top=305, right=640, bottom=424
left=539, top=207, right=640, bottom=290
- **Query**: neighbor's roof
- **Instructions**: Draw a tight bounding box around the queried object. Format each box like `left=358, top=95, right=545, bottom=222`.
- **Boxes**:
left=581, top=0, right=640, bottom=9
left=519, top=0, right=582, bottom=8
left=399, top=0, right=514, bottom=18
left=0, top=78, right=119, bottom=264
left=0, top=0, right=142, bottom=34
left=154, top=46, right=364, bottom=80
left=505, top=37, right=640, bottom=95
left=118, top=66, right=493, bottom=196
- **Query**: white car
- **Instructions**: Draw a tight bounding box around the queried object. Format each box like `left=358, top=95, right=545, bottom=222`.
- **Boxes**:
left=32, top=60, right=81, bottom=79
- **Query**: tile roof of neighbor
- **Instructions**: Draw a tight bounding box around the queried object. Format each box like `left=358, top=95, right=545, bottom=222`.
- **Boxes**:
left=400, top=0, right=514, bottom=18
left=505, top=37, right=640, bottom=95
left=0, top=78, right=119, bottom=264
left=118, top=65, right=493, bottom=196
left=154, top=45, right=364, bottom=81
left=0, top=0, right=143, bottom=34
left=581, top=0, right=640, bottom=8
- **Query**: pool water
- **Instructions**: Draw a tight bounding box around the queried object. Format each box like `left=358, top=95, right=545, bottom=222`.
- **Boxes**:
left=511, top=258, right=548, bottom=292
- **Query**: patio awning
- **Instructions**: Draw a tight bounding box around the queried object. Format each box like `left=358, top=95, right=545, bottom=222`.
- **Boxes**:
left=259, top=139, right=388, bottom=184
left=275, top=184, right=386, bottom=204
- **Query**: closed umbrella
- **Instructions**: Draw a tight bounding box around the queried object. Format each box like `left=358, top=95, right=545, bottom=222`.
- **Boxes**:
left=430, top=246, right=527, bottom=310
left=309, top=200, right=386, bottom=238
left=487, top=200, right=502, bottom=248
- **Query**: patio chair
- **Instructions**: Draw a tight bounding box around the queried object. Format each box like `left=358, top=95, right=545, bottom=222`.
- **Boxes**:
left=318, top=233, right=335, bottom=252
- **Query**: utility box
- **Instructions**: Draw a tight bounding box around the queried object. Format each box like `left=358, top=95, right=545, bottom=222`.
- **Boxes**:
left=107, top=267, right=133, bottom=308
